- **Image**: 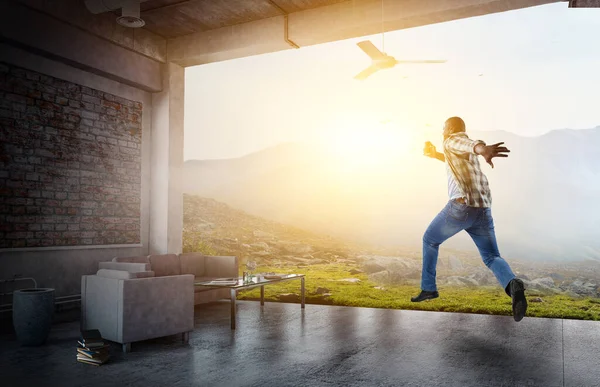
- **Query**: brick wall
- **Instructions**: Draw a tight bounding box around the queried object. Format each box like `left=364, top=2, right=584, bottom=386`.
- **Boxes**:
left=0, top=62, right=142, bottom=248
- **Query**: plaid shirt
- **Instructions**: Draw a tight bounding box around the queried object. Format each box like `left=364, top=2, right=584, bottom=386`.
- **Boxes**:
left=443, top=132, right=492, bottom=208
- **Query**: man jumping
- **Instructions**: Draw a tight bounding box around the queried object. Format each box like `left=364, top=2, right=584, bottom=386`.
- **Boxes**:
left=411, top=116, right=527, bottom=322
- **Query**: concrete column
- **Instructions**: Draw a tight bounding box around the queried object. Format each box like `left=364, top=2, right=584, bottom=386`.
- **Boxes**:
left=149, top=62, right=184, bottom=255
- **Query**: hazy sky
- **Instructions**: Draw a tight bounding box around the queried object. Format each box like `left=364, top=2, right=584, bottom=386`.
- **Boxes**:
left=184, top=2, right=600, bottom=160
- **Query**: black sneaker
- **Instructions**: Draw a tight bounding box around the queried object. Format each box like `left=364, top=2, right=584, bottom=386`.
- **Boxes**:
left=411, top=290, right=439, bottom=302
left=509, top=278, right=527, bottom=322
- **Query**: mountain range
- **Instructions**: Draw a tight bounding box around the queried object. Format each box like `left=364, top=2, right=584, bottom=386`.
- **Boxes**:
left=183, top=127, right=600, bottom=262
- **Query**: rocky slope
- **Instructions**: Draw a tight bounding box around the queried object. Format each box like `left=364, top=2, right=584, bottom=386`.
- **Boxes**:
left=183, top=194, right=371, bottom=267
left=184, top=195, right=600, bottom=299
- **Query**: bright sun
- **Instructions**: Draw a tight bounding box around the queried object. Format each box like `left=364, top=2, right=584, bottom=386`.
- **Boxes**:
left=320, top=114, right=415, bottom=171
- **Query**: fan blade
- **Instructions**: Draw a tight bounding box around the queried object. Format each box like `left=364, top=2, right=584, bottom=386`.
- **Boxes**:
left=354, top=65, right=380, bottom=80
left=357, top=40, right=385, bottom=60
left=395, top=60, right=447, bottom=64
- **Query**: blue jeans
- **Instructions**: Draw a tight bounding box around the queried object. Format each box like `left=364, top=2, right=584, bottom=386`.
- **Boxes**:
left=421, top=200, right=516, bottom=293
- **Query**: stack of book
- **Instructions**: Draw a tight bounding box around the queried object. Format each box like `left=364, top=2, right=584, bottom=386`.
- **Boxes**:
left=77, top=329, right=110, bottom=366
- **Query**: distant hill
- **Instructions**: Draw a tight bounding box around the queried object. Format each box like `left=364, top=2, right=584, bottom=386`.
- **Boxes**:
left=182, top=194, right=394, bottom=266
left=183, top=127, right=600, bottom=262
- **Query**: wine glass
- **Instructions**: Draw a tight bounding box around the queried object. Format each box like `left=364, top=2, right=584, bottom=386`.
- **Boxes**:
left=245, top=261, right=257, bottom=283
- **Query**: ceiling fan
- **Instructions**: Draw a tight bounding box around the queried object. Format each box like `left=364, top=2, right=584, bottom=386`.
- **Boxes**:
left=354, top=40, right=447, bottom=80
left=353, top=1, right=446, bottom=80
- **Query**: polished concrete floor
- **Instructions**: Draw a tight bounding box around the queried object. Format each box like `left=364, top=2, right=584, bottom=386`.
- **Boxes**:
left=1, top=301, right=599, bottom=387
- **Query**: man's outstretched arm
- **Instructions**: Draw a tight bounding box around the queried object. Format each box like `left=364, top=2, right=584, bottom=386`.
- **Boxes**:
left=444, top=135, right=485, bottom=156
left=432, top=151, right=445, bottom=162
left=444, top=135, right=510, bottom=168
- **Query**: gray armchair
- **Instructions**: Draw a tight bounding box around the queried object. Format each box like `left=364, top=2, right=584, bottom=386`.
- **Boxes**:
left=81, top=267, right=194, bottom=352
left=81, top=253, right=238, bottom=352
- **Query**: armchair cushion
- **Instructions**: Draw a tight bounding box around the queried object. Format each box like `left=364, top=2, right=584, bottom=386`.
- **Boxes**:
left=179, top=252, right=205, bottom=277
left=149, top=254, right=181, bottom=277
left=112, top=256, right=150, bottom=263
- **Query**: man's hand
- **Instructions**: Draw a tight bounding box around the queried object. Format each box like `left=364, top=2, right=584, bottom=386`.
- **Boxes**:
left=424, top=141, right=437, bottom=157
left=424, top=141, right=445, bottom=162
left=475, top=142, right=510, bottom=168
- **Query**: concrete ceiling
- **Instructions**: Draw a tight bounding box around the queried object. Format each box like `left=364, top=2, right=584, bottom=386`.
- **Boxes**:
left=0, top=0, right=569, bottom=93
left=140, top=0, right=348, bottom=39
left=166, top=0, right=565, bottom=67
left=13, top=0, right=566, bottom=67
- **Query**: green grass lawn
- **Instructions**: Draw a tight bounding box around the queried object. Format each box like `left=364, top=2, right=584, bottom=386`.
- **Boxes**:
left=237, top=263, right=600, bottom=321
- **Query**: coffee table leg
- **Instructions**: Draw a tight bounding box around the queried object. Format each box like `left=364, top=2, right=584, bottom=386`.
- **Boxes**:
left=230, top=288, right=236, bottom=330
left=301, top=277, right=305, bottom=309
left=260, top=286, right=264, bottom=306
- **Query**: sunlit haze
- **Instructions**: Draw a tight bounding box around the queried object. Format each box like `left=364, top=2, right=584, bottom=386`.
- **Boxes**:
left=184, top=2, right=600, bottom=161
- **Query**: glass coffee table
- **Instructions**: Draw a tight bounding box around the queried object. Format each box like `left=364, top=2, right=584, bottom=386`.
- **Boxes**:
left=195, top=274, right=305, bottom=329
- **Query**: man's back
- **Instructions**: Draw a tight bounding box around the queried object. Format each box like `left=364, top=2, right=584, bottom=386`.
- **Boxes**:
left=443, top=132, right=492, bottom=207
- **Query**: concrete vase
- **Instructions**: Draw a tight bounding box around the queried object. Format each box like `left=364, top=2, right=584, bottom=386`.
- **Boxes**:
left=12, top=288, right=55, bottom=346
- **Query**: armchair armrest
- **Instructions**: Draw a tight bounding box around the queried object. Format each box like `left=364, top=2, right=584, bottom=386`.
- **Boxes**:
left=204, top=255, right=239, bottom=278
